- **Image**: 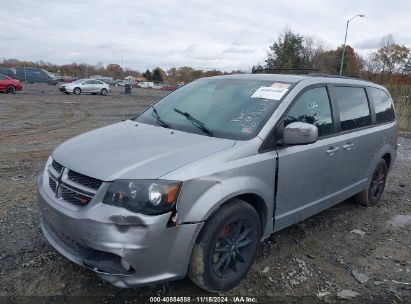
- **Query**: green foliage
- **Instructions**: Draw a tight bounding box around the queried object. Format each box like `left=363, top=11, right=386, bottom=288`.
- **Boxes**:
left=152, top=67, right=164, bottom=83
left=143, top=69, right=153, bottom=81
left=265, top=29, right=306, bottom=69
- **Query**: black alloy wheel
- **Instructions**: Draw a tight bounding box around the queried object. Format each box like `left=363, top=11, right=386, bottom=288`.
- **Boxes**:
left=6, top=86, right=16, bottom=94
left=188, top=199, right=261, bottom=292
left=369, top=160, right=388, bottom=203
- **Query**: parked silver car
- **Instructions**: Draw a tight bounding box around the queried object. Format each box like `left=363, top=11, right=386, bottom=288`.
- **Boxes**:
left=59, top=79, right=111, bottom=95
left=38, top=73, right=397, bottom=292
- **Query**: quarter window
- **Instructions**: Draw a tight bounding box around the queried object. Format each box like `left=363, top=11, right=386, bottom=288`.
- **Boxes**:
left=335, top=86, right=371, bottom=131
left=369, top=87, right=395, bottom=123
left=284, top=86, right=334, bottom=137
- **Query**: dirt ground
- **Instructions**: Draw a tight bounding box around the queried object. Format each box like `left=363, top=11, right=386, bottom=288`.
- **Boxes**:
left=0, top=84, right=410, bottom=303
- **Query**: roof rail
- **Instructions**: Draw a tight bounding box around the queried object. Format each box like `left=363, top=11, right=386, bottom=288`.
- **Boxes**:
left=252, top=68, right=324, bottom=75
left=307, top=73, right=365, bottom=80
left=252, top=68, right=368, bottom=81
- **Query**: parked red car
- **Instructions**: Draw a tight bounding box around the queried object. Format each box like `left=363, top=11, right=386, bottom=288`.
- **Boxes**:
left=162, top=84, right=179, bottom=91
left=0, top=74, right=23, bottom=94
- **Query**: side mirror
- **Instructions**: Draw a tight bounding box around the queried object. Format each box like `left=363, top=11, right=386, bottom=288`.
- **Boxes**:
left=283, top=122, right=318, bottom=145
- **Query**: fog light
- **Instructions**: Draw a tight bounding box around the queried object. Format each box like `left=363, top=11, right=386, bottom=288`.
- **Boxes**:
left=121, top=258, right=131, bottom=271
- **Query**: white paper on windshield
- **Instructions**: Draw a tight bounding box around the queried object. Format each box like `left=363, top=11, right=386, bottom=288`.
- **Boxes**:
left=251, top=83, right=290, bottom=100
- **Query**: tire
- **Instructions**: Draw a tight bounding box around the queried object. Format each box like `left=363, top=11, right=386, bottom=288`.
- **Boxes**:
left=73, top=87, right=81, bottom=95
left=101, top=88, right=108, bottom=96
left=355, top=159, right=388, bottom=207
left=188, top=199, right=261, bottom=292
left=6, top=86, right=16, bottom=94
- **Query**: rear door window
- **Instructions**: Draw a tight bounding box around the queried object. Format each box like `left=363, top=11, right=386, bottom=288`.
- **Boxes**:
left=334, top=86, right=371, bottom=131
left=369, top=87, right=395, bottom=123
left=284, top=86, right=334, bottom=137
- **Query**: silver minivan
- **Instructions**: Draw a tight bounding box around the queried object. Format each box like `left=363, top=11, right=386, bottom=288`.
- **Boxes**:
left=38, top=73, right=397, bottom=292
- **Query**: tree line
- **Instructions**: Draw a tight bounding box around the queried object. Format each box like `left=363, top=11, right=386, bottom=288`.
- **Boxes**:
left=0, top=59, right=241, bottom=84
left=255, top=29, right=411, bottom=84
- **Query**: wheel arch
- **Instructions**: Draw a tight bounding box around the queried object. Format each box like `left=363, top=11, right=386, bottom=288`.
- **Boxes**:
left=367, top=143, right=395, bottom=179
left=177, top=176, right=273, bottom=239
left=182, top=192, right=270, bottom=240
left=235, top=193, right=268, bottom=238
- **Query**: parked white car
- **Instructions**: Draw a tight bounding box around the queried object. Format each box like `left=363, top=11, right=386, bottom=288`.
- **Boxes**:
left=59, top=79, right=111, bottom=95
left=151, top=83, right=164, bottom=90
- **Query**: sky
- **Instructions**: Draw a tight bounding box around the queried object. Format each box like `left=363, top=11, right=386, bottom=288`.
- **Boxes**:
left=1, top=0, right=410, bottom=72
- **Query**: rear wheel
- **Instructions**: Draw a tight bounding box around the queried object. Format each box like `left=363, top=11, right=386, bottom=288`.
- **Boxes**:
left=6, top=86, right=16, bottom=94
left=188, top=199, right=261, bottom=292
left=73, top=87, right=81, bottom=95
left=355, top=159, right=388, bottom=206
left=101, top=88, right=108, bottom=95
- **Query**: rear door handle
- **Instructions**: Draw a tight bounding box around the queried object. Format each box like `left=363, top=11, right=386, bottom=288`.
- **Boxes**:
left=342, top=143, right=354, bottom=150
left=326, top=147, right=339, bottom=155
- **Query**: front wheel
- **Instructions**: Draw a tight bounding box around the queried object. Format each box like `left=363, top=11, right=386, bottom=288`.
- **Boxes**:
left=6, top=86, right=16, bottom=94
left=101, top=88, right=108, bottom=95
left=188, top=199, right=261, bottom=292
left=355, top=159, right=388, bottom=206
left=73, top=87, right=81, bottom=95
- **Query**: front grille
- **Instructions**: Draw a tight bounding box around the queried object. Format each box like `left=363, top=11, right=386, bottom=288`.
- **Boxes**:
left=49, top=177, right=57, bottom=193
left=48, top=158, right=102, bottom=207
left=68, top=170, right=102, bottom=190
left=61, top=186, right=92, bottom=206
left=52, top=160, right=63, bottom=174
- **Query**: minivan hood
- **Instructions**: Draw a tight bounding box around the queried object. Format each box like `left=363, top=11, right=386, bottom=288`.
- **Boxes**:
left=52, top=120, right=236, bottom=181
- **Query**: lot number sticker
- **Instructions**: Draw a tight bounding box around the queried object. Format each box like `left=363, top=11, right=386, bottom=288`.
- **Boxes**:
left=251, top=83, right=290, bottom=100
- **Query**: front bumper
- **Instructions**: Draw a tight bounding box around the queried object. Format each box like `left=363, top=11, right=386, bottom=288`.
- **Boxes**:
left=37, top=172, right=203, bottom=287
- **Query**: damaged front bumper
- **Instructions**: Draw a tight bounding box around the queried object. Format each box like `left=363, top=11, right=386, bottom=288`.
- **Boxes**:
left=37, top=173, right=203, bottom=288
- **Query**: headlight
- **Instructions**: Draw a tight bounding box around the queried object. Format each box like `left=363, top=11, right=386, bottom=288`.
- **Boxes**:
left=103, top=180, right=182, bottom=215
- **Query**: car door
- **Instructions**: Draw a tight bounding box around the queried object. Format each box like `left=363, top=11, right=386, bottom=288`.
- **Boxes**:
left=330, top=85, right=382, bottom=195
left=24, top=69, right=33, bottom=83
left=273, top=85, right=343, bottom=231
left=82, top=80, right=94, bottom=93
left=0, top=75, right=6, bottom=91
left=32, top=69, right=42, bottom=83
left=94, top=80, right=104, bottom=92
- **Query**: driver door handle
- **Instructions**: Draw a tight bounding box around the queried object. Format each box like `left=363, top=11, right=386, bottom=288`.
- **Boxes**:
left=342, top=143, right=354, bottom=150
left=326, top=147, right=339, bottom=155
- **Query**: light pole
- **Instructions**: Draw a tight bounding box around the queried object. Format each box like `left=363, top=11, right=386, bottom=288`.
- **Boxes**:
left=339, top=14, right=365, bottom=75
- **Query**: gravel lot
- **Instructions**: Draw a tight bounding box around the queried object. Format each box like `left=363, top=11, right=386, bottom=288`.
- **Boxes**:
left=0, top=84, right=410, bottom=303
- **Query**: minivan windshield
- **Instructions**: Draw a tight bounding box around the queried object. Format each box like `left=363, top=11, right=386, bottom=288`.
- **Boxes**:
left=41, top=69, right=54, bottom=78
left=136, top=78, right=292, bottom=140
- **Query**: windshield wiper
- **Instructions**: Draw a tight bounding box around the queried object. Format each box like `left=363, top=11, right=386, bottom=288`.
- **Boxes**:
left=151, top=106, right=171, bottom=128
left=173, top=108, right=213, bottom=136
